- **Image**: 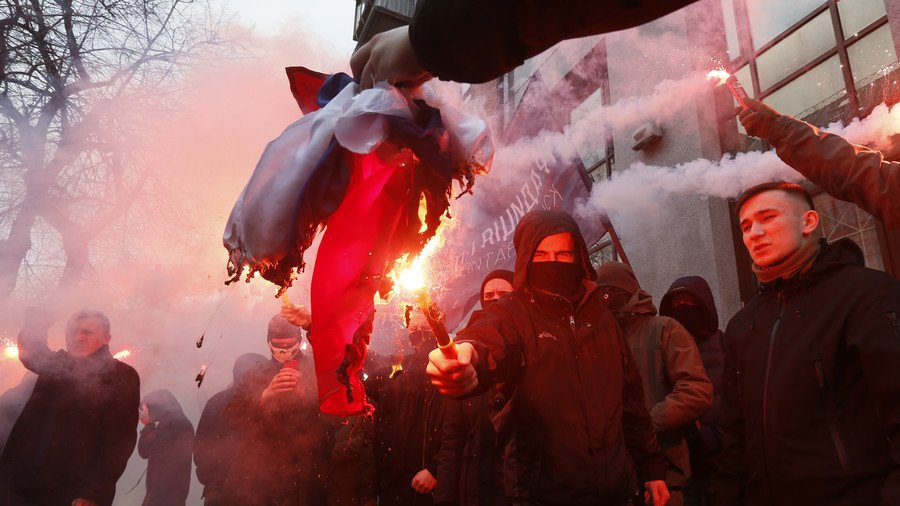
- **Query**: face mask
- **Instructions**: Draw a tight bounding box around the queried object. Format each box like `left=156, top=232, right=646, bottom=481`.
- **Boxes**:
left=268, top=341, right=300, bottom=363
left=528, top=261, right=584, bottom=303
left=599, top=287, right=632, bottom=312
left=408, top=329, right=434, bottom=352
left=668, top=306, right=707, bottom=338
left=481, top=298, right=498, bottom=309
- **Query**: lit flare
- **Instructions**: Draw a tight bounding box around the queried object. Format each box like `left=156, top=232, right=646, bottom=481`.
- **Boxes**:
left=112, top=349, right=131, bottom=360
left=3, top=346, right=18, bottom=360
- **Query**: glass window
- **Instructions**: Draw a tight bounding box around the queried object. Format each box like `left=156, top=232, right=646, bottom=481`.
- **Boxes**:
left=764, top=54, right=846, bottom=118
left=570, top=88, right=608, bottom=168
left=721, top=0, right=741, bottom=60
left=543, top=36, right=602, bottom=90
left=732, top=65, right=752, bottom=134
left=589, top=240, right=618, bottom=268
left=848, top=24, right=899, bottom=88
left=746, top=0, right=825, bottom=49
left=814, top=193, right=884, bottom=270
left=756, top=11, right=835, bottom=91
left=838, top=0, right=887, bottom=37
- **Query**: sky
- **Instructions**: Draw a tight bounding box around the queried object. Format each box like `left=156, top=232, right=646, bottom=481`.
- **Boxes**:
left=227, top=0, right=359, bottom=57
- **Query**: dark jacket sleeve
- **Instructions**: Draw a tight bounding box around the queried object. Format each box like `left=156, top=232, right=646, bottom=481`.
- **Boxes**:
left=193, top=398, right=222, bottom=487
left=408, top=0, right=700, bottom=83
left=434, top=400, right=465, bottom=504
left=845, top=276, right=900, bottom=504
left=455, top=305, right=524, bottom=398
left=650, top=319, right=713, bottom=431
left=138, top=422, right=161, bottom=459
left=79, top=365, right=141, bottom=505
left=620, top=333, right=667, bottom=483
left=16, top=317, right=68, bottom=378
left=768, top=114, right=900, bottom=229
left=715, top=331, right=748, bottom=506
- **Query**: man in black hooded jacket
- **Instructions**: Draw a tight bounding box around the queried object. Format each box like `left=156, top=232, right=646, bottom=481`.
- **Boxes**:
left=715, top=181, right=900, bottom=505
left=138, top=389, right=195, bottom=506
left=427, top=210, right=668, bottom=506
left=366, top=310, right=448, bottom=506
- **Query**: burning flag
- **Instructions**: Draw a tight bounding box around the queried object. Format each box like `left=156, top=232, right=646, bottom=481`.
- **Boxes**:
left=224, top=68, right=493, bottom=415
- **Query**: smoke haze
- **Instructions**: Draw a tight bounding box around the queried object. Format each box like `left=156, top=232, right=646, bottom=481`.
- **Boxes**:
left=2, top=1, right=898, bottom=505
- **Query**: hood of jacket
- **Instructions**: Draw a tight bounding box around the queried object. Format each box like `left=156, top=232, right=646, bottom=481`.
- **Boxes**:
left=659, top=275, right=719, bottom=338
left=143, top=389, right=187, bottom=424
left=232, top=352, right=268, bottom=385
left=479, top=269, right=515, bottom=306
left=595, top=261, right=657, bottom=316
left=512, top=210, right=595, bottom=289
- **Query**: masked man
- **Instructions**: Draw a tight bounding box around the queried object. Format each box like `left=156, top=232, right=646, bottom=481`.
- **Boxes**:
left=222, top=314, right=329, bottom=505
left=366, top=310, right=449, bottom=506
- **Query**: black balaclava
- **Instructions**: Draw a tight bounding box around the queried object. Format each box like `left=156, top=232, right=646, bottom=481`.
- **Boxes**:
left=408, top=328, right=434, bottom=354
left=659, top=276, right=720, bottom=340
left=528, top=261, right=584, bottom=303
left=480, top=269, right=515, bottom=308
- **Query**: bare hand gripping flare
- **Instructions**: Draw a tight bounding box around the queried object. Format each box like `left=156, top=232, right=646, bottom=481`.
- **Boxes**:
left=223, top=67, right=492, bottom=415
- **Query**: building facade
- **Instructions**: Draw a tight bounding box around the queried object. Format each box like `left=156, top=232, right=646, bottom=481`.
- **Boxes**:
left=354, top=0, right=900, bottom=321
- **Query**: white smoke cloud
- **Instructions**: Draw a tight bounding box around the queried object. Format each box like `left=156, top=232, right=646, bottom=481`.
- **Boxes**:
left=577, top=102, right=900, bottom=219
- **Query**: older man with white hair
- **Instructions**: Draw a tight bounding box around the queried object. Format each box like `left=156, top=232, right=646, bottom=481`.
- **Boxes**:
left=0, top=309, right=141, bottom=506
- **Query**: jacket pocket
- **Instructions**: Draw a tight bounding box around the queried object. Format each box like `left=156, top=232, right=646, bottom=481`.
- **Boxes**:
left=814, top=353, right=849, bottom=471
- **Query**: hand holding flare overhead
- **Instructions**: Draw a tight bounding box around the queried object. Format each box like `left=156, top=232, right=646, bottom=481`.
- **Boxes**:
left=223, top=68, right=493, bottom=415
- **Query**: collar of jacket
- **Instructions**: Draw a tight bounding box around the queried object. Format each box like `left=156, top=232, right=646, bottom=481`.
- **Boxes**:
left=67, top=344, right=117, bottom=379
left=757, top=238, right=863, bottom=294
left=524, top=280, right=600, bottom=312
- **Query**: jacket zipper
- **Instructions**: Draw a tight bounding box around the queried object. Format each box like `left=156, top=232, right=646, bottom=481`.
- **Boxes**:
left=761, top=291, right=785, bottom=505
left=815, top=354, right=849, bottom=470
left=761, top=292, right=785, bottom=438
left=423, top=388, right=434, bottom=471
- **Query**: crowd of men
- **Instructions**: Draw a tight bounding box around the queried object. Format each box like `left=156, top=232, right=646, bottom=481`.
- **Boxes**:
left=1, top=122, right=898, bottom=505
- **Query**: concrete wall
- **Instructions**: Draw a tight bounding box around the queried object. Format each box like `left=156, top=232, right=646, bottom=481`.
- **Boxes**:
left=604, top=2, right=743, bottom=322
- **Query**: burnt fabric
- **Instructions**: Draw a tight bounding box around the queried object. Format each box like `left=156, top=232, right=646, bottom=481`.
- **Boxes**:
left=596, top=262, right=713, bottom=495
left=139, top=390, right=194, bottom=506
left=224, top=68, right=492, bottom=415
left=716, top=239, right=900, bottom=505
left=0, top=321, right=140, bottom=506
left=659, top=276, right=726, bottom=504
left=456, top=210, right=665, bottom=504
left=194, top=353, right=268, bottom=504
left=222, top=355, right=331, bottom=506
left=434, top=395, right=509, bottom=506
left=409, top=0, right=700, bottom=83
left=366, top=349, right=447, bottom=506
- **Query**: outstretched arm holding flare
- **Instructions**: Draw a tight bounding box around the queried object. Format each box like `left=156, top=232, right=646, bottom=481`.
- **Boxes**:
left=738, top=97, right=900, bottom=228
